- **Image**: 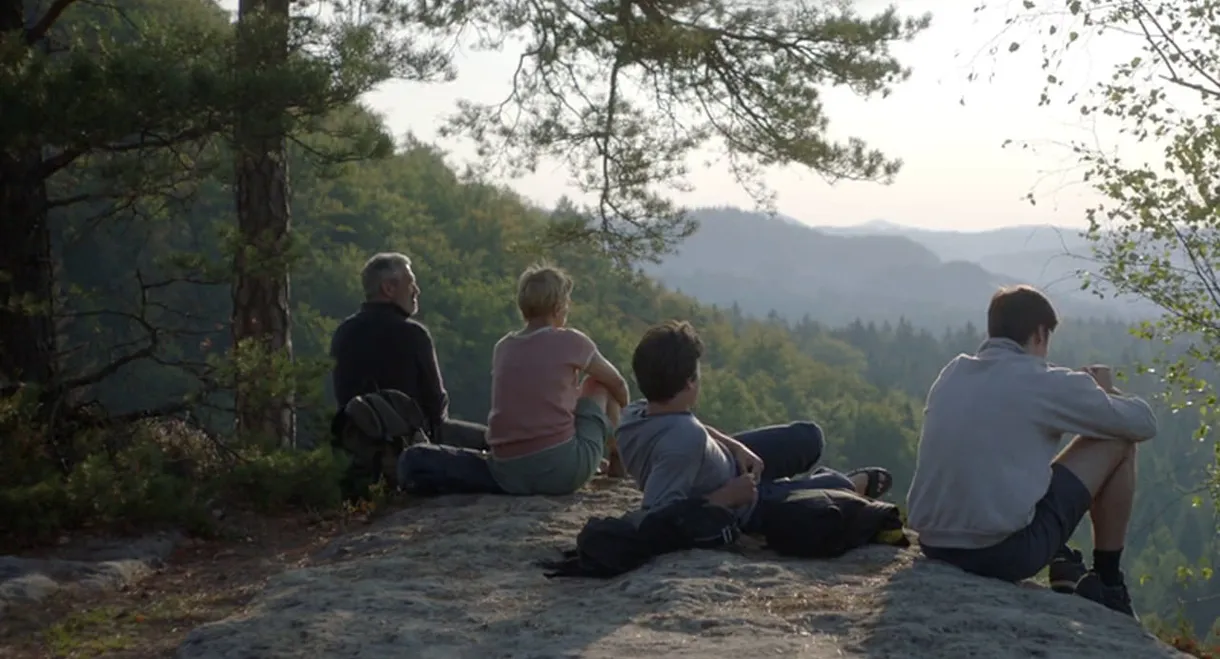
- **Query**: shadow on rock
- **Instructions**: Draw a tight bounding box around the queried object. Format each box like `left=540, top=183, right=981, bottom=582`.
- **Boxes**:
left=848, top=553, right=1189, bottom=659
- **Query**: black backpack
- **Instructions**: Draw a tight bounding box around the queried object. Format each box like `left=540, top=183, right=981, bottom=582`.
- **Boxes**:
left=754, top=488, right=909, bottom=559
left=538, top=498, right=741, bottom=578
left=330, top=389, right=430, bottom=498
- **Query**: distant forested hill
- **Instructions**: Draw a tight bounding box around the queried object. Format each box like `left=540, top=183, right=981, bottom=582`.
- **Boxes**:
left=646, top=207, right=1156, bottom=329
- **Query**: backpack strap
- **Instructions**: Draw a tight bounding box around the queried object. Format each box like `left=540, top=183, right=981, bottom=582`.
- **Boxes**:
left=336, top=388, right=430, bottom=448
left=347, top=390, right=429, bottom=447
left=377, top=390, right=430, bottom=442
left=365, top=393, right=412, bottom=440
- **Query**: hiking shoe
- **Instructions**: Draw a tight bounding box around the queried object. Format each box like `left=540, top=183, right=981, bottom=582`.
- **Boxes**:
left=1070, top=572, right=1139, bottom=619
left=1101, top=582, right=1138, bottom=619
left=1069, top=570, right=1108, bottom=606
left=1048, top=548, right=1089, bottom=594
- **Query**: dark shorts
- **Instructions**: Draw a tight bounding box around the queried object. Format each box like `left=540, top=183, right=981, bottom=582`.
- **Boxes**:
left=920, top=463, right=1093, bottom=582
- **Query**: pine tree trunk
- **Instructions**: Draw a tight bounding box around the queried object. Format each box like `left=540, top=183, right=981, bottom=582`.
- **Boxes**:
left=0, top=152, right=57, bottom=390
left=0, top=0, right=57, bottom=391
left=231, top=0, right=295, bottom=447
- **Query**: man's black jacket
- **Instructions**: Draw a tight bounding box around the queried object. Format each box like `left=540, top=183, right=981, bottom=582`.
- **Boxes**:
left=329, top=301, right=449, bottom=434
left=538, top=488, right=909, bottom=578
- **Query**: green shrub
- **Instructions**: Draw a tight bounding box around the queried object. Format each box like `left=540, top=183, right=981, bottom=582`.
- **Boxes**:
left=0, top=480, right=72, bottom=542
left=0, top=400, right=352, bottom=548
left=60, top=438, right=207, bottom=531
left=217, top=445, right=349, bottom=512
left=1149, top=612, right=1220, bottom=658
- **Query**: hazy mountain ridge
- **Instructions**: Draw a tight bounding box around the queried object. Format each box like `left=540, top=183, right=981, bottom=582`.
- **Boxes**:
left=816, top=220, right=1162, bottom=320
left=644, top=208, right=1153, bottom=329
left=816, top=220, right=1098, bottom=289
left=817, top=220, right=1091, bottom=259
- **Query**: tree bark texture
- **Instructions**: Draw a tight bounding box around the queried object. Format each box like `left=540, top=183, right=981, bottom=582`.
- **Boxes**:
left=0, top=0, right=58, bottom=390
left=0, top=153, right=57, bottom=390
left=231, top=0, right=296, bottom=447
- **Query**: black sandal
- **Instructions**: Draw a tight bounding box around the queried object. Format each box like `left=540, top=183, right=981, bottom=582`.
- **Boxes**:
left=847, top=467, right=893, bottom=498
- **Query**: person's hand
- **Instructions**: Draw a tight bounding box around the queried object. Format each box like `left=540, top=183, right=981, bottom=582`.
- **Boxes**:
left=1082, top=364, right=1116, bottom=392
left=717, top=474, right=759, bottom=508
left=731, top=445, right=765, bottom=482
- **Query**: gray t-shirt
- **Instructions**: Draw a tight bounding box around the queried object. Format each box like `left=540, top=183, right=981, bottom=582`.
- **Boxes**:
left=616, top=400, right=752, bottom=525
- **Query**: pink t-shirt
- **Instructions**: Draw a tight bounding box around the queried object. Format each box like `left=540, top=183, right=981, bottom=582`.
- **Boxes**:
left=486, top=326, right=598, bottom=459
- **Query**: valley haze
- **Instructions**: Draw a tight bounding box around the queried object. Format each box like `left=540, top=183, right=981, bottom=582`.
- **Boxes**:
left=645, top=207, right=1158, bottom=330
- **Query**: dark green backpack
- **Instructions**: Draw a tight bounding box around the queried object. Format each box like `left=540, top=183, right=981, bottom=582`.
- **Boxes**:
left=331, top=389, right=430, bottom=499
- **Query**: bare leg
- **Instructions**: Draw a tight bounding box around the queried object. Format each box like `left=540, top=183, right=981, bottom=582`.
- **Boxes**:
left=1091, top=449, right=1137, bottom=551
left=1049, top=436, right=1140, bottom=615
left=1052, top=436, right=1137, bottom=552
left=580, top=378, right=625, bottom=477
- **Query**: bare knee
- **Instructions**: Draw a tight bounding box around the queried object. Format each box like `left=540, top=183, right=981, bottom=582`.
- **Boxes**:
left=1054, top=436, right=1136, bottom=495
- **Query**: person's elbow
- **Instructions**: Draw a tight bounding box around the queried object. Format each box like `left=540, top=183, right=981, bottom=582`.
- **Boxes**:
left=592, top=365, right=627, bottom=394
left=1106, top=398, right=1158, bottom=442
left=611, top=376, right=631, bottom=408
left=1127, top=406, right=1158, bottom=442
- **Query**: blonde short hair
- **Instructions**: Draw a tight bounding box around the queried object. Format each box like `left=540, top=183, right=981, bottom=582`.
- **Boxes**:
left=517, top=264, right=573, bottom=320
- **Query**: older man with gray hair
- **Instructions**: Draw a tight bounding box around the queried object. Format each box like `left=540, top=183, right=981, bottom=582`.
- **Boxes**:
left=329, top=252, right=487, bottom=449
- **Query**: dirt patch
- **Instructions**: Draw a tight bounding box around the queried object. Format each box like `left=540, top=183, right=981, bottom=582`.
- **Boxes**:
left=0, top=504, right=399, bottom=659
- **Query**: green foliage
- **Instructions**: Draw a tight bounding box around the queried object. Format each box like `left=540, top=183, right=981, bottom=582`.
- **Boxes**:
left=985, top=5, right=1220, bottom=636
left=1149, top=613, right=1220, bottom=659
left=1, top=0, right=232, bottom=156
left=413, top=0, right=932, bottom=262
left=993, top=2, right=1220, bottom=422
left=218, top=445, right=349, bottom=512
left=0, top=392, right=348, bottom=547
left=59, top=440, right=200, bottom=527
left=2, top=0, right=443, bottom=177
left=0, top=415, right=211, bottom=543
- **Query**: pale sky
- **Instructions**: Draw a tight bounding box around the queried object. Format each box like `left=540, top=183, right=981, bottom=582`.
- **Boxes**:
left=224, top=0, right=1161, bottom=231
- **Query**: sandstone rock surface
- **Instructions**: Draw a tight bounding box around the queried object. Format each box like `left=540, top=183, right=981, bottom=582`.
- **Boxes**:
left=176, top=481, right=1186, bottom=658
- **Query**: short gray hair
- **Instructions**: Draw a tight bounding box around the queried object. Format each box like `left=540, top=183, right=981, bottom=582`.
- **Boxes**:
left=361, top=252, right=412, bottom=300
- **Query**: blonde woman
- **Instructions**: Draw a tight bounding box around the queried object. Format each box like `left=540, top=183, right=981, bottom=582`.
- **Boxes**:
left=485, top=265, right=631, bottom=495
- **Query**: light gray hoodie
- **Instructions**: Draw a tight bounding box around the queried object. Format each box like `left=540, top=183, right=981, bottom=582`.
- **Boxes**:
left=906, top=338, right=1158, bottom=549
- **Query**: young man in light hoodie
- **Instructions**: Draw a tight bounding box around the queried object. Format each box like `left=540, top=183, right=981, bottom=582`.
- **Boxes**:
left=907, top=285, right=1157, bottom=617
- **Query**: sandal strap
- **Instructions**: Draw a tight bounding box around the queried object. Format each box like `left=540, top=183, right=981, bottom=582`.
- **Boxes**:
left=848, top=467, right=892, bottom=497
